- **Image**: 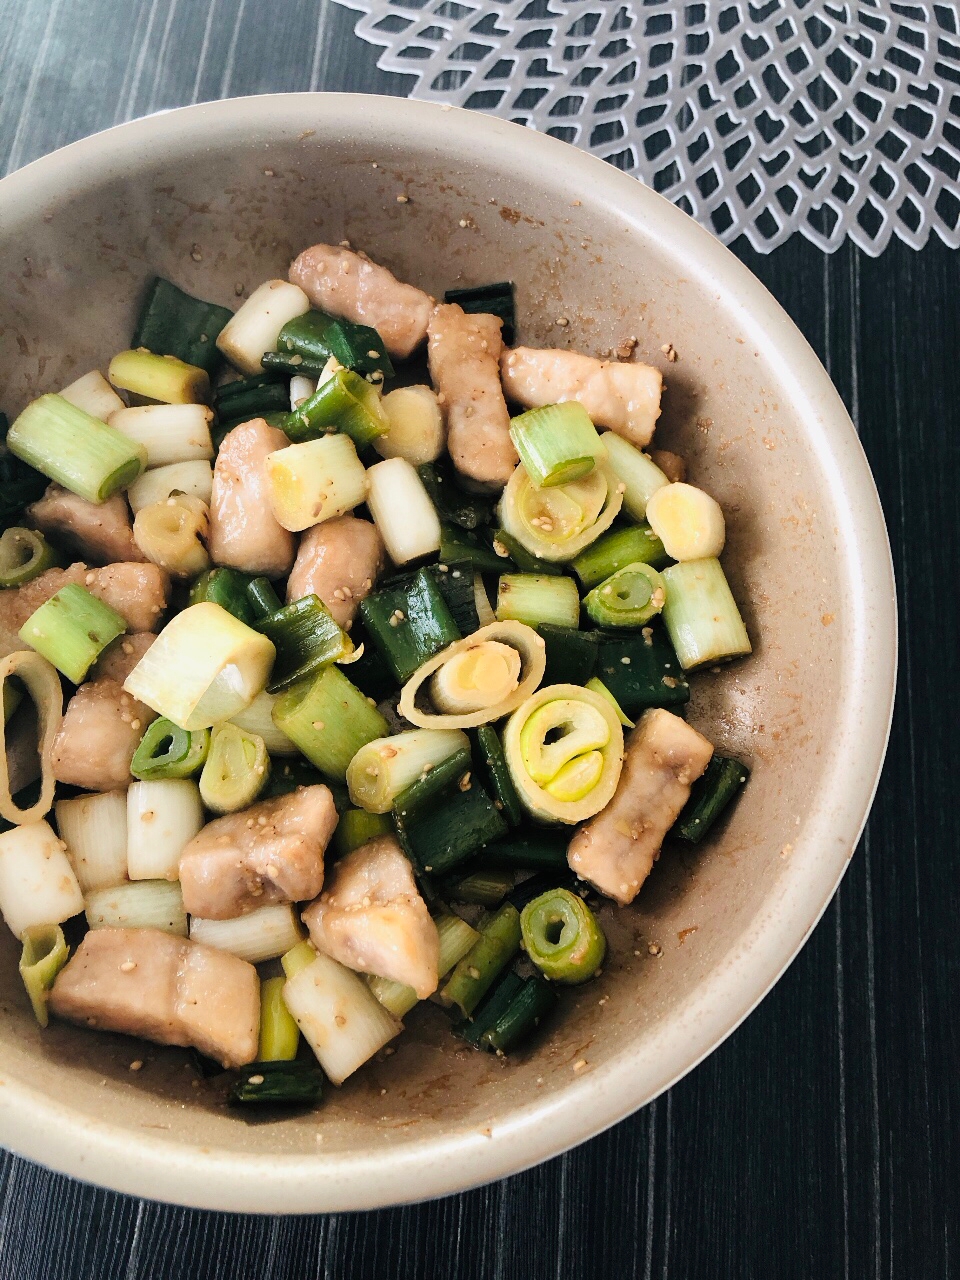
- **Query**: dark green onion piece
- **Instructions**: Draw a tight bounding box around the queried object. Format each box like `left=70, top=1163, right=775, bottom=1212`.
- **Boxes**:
left=426, top=564, right=481, bottom=636
left=132, top=277, right=233, bottom=374
left=442, top=867, right=515, bottom=906
left=477, top=831, right=570, bottom=873
left=281, top=370, right=387, bottom=448
left=583, top=562, right=665, bottom=629
left=520, top=887, right=606, bottom=984
left=246, top=576, right=283, bottom=621
left=0, top=528, right=57, bottom=588
left=130, top=717, right=210, bottom=781
left=257, top=594, right=353, bottom=693
left=189, top=567, right=256, bottom=625
left=392, top=746, right=473, bottom=820
left=272, top=666, right=388, bottom=781
left=441, top=903, right=522, bottom=1016
left=537, top=624, right=600, bottom=686
left=483, top=975, right=556, bottom=1053
left=572, top=523, right=668, bottom=589
left=508, top=869, right=578, bottom=912
left=213, top=373, right=288, bottom=416
left=444, top=281, right=516, bottom=346
left=491, top=528, right=562, bottom=575
left=472, top=725, right=523, bottom=826
left=454, top=971, right=524, bottom=1048
left=394, top=767, right=507, bottom=878
left=332, top=808, right=394, bottom=858
left=19, top=584, right=126, bottom=684
left=416, top=460, right=496, bottom=530
left=260, top=756, right=326, bottom=798
left=438, top=522, right=505, bottom=572
left=594, top=625, right=689, bottom=716
left=228, top=1061, right=323, bottom=1107
left=359, top=568, right=461, bottom=684
left=265, top=309, right=393, bottom=379
left=673, top=755, right=750, bottom=843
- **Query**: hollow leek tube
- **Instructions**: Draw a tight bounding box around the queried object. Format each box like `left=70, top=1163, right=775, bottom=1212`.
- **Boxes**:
left=502, top=683, right=624, bottom=824
left=19, top=923, right=69, bottom=1027
left=6, top=394, right=146, bottom=503
left=397, top=620, right=546, bottom=730
left=571, top=523, right=668, bottom=589
left=258, top=975, right=300, bottom=1062
left=19, top=585, right=126, bottom=685
left=257, top=594, right=353, bottom=693
left=440, top=903, right=522, bottom=1017
left=496, top=573, right=580, bottom=630
left=346, top=728, right=469, bottom=813
left=480, top=974, right=557, bottom=1053
left=660, top=558, right=751, bottom=670
left=673, top=754, right=750, bottom=843
left=108, top=349, right=210, bottom=405
left=368, top=913, right=479, bottom=1018
left=520, top=888, right=606, bottom=984
left=497, top=462, right=623, bottom=563
left=0, top=528, right=57, bottom=588
left=508, top=402, right=605, bottom=488
left=199, top=723, right=270, bottom=813
left=130, top=717, right=210, bottom=781
left=583, top=562, right=666, bottom=628
left=272, top=666, right=389, bottom=780
left=0, top=650, right=62, bottom=825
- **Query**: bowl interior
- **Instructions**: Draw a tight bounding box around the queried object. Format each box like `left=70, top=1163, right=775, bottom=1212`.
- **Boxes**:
left=0, top=95, right=893, bottom=1211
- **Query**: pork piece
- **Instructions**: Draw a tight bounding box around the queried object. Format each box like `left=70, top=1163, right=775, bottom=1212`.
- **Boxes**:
left=427, top=304, right=516, bottom=490
left=501, top=347, right=663, bottom=448
left=179, top=785, right=338, bottom=919
left=52, top=678, right=157, bottom=791
left=286, top=516, right=384, bottom=630
left=290, top=243, right=434, bottom=360
left=26, top=483, right=144, bottom=565
left=90, top=633, right=155, bottom=684
left=650, top=449, right=686, bottom=483
left=567, top=708, right=713, bottom=905
left=302, top=836, right=439, bottom=998
left=49, top=927, right=259, bottom=1068
left=208, top=419, right=296, bottom=578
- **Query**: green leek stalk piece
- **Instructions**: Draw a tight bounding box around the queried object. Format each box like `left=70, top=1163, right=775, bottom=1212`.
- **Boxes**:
left=264, top=309, right=393, bottom=379
left=132, top=277, right=234, bottom=374
left=359, top=568, right=461, bottom=685
left=19, top=923, right=69, bottom=1027
left=257, top=594, right=353, bottom=693
left=258, top=975, right=300, bottom=1061
left=228, top=1061, right=323, bottom=1107
left=508, top=402, right=605, bottom=488
left=673, top=754, right=750, bottom=843
left=281, top=940, right=318, bottom=978
left=416, top=460, right=496, bottom=530
left=0, top=528, right=58, bottom=588
left=496, top=574, right=581, bottom=630
left=347, top=729, right=469, bottom=814
left=498, top=463, right=623, bottom=563
left=583, top=562, right=666, bottom=628
left=472, top=724, right=524, bottom=826
left=442, top=868, right=515, bottom=906
left=593, top=626, right=690, bottom=717
left=520, top=888, right=607, bottom=983
left=601, top=433, right=669, bottom=520
left=477, top=831, right=570, bottom=873
left=390, top=746, right=473, bottom=819
left=246, top=576, right=283, bottom=621
left=272, top=667, right=389, bottom=780
left=455, top=970, right=558, bottom=1053
left=444, top=281, right=516, bottom=346
left=440, top=903, right=522, bottom=1017
left=332, top=808, right=394, bottom=858
left=368, top=911, right=480, bottom=1018
left=491, top=528, right=563, bottom=575
left=189, top=566, right=257, bottom=625
left=584, top=677, right=635, bottom=727
left=130, top=717, right=210, bottom=781
left=199, top=723, right=271, bottom=813
left=572, top=523, right=668, bottom=588
left=438, top=522, right=506, bottom=572
left=108, top=349, right=210, bottom=405
left=660, top=558, right=751, bottom=670
left=282, top=369, right=388, bottom=448
left=538, top=624, right=600, bottom=686
left=213, top=375, right=290, bottom=437
left=393, top=763, right=508, bottom=878
left=261, top=757, right=326, bottom=799
left=6, top=394, right=146, bottom=503
left=19, top=584, right=126, bottom=684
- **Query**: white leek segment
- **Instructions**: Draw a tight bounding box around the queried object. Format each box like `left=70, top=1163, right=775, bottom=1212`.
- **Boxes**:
left=189, top=902, right=303, bottom=964
left=127, top=460, right=213, bottom=514
left=283, top=949, right=401, bottom=1085
left=503, top=683, right=624, bottom=823
left=108, top=351, right=209, bottom=406
left=660, top=557, right=751, bottom=670
left=84, top=879, right=187, bottom=935
left=646, top=482, right=726, bottom=561
left=0, top=649, right=62, bottom=827
left=496, top=574, right=581, bottom=629
left=133, top=495, right=210, bottom=577
left=365, top=457, right=441, bottom=565
left=199, top=723, right=271, bottom=814
left=215, top=279, right=311, bottom=375
left=368, top=912, right=480, bottom=1018
left=55, top=790, right=128, bottom=892
left=0, top=820, right=84, bottom=938
left=229, top=690, right=298, bottom=755
left=123, top=602, right=276, bottom=731
left=109, top=404, right=214, bottom=467
left=430, top=643, right=522, bottom=716
left=398, top=620, right=547, bottom=730
left=265, top=435, right=368, bottom=533
left=346, top=728, right=469, bottom=813
left=375, top=385, right=445, bottom=465
left=290, top=375, right=318, bottom=409
left=498, top=462, right=624, bottom=562
left=601, top=433, right=669, bottom=520
left=126, top=779, right=204, bottom=880
left=59, top=370, right=125, bottom=421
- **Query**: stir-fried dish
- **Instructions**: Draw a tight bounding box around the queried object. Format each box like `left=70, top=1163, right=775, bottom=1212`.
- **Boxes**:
left=0, top=246, right=751, bottom=1107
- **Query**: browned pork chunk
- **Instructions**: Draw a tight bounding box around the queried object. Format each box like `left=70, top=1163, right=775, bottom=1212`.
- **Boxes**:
left=567, top=708, right=714, bottom=905
left=26, top=484, right=144, bottom=565
left=286, top=516, right=385, bottom=630
left=49, top=927, right=259, bottom=1068
left=302, top=836, right=439, bottom=998
left=290, top=243, right=434, bottom=360
left=208, top=419, right=296, bottom=578
left=51, top=678, right=156, bottom=791
left=179, top=786, right=338, bottom=919
left=500, top=347, right=663, bottom=448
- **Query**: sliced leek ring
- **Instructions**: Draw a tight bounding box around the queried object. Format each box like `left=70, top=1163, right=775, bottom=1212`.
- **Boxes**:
left=498, top=462, right=624, bottom=563
left=0, top=649, right=63, bottom=826
left=503, top=683, right=624, bottom=824
left=398, top=621, right=546, bottom=730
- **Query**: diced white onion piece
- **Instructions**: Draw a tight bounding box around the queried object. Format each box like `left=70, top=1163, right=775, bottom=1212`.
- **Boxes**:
left=646, top=482, right=726, bottom=561
left=346, top=728, right=469, bottom=813
left=59, top=370, right=125, bottom=421
left=126, top=779, right=204, bottom=881
left=109, top=404, right=214, bottom=468
left=127, top=460, right=214, bottom=514
left=84, top=879, right=187, bottom=935
left=55, top=791, right=128, bottom=893
left=123, top=602, right=276, bottom=731
left=283, top=951, right=400, bottom=1085
left=290, top=375, right=318, bottom=410
left=216, top=280, right=311, bottom=375
left=601, top=433, right=669, bottom=520
left=229, top=690, right=298, bottom=755
left=265, top=434, right=368, bottom=533
left=0, top=820, right=84, bottom=938
left=374, top=385, right=445, bottom=465
left=365, top=457, right=441, bottom=565
left=430, top=643, right=521, bottom=715
left=189, top=903, right=303, bottom=964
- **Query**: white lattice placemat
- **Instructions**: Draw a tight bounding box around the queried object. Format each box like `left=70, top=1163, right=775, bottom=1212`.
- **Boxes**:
left=335, top=0, right=960, bottom=254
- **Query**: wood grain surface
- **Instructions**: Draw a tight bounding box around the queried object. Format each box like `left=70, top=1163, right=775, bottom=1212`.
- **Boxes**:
left=0, top=1, right=954, bottom=1275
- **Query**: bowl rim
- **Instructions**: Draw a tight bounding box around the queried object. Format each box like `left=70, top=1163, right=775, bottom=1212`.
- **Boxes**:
left=0, top=91, right=896, bottom=1213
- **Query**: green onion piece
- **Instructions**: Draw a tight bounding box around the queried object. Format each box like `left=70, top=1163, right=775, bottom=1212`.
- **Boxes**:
left=6, top=394, right=146, bottom=503
left=584, top=562, right=666, bottom=629
left=444, top=281, right=516, bottom=346
left=368, top=912, right=480, bottom=1018
left=491, top=528, right=563, bottom=575
left=281, top=939, right=318, bottom=978
left=480, top=974, right=557, bottom=1053
left=18, top=584, right=126, bottom=684
left=601, top=434, right=669, bottom=520
left=472, top=725, right=523, bottom=826
left=416, top=460, right=496, bottom=530
left=538, top=624, right=600, bottom=686
left=584, top=676, right=635, bottom=727
left=393, top=766, right=508, bottom=878
left=228, top=1061, right=323, bottom=1107
left=476, top=831, right=570, bottom=872
left=0, top=413, right=49, bottom=525
left=189, top=567, right=257, bottom=625
left=246, top=576, right=283, bottom=620
left=359, top=568, right=461, bottom=684
left=508, top=868, right=577, bottom=912
left=19, top=923, right=69, bottom=1027
left=272, top=667, right=389, bottom=780
left=572, top=523, right=668, bottom=588
left=454, top=971, right=524, bottom=1048
left=496, top=574, right=580, bottom=630
left=520, top=887, right=606, bottom=984
left=427, top=564, right=482, bottom=635
left=332, top=808, right=394, bottom=858
left=282, top=369, right=387, bottom=448
left=108, top=349, right=210, bottom=405
left=132, top=277, right=233, bottom=374
left=509, top=402, right=604, bottom=488
left=439, top=522, right=505, bottom=572
left=348, top=729, right=469, bottom=814
left=257, top=595, right=353, bottom=693
left=594, top=625, right=690, bottom=717
left=391, top=746, right=473, bottom=819
left=199, top=723, right=271, bottom=814
left=673, top=754, right=750, bottom=843
left=213, top=375, right=290, bottom=437
left=442, top=868, right=515, bottom=906
left=130, top=717, right=210, bottom=780
left=258, top=975, right=300, bottom=1061
left=266, top=309, right=393, bottom=379
left=337, top=638, right=396, bottom=705
left=0, top=528, right=58, bottom=588
left=261, top=757, right=326, bottom=798
left=440, top=903, right=522, bottom=1017
left=661, top=558, right=752, bottom=670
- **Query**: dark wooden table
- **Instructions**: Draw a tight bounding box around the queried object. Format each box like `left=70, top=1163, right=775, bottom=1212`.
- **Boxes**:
left=0, top=2, right=954, bottom=1276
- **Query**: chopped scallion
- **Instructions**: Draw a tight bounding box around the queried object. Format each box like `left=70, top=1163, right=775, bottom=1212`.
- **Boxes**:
left=509, top=402, right=604, bottom=488
left=19, top=584, right=126, bottom=684
left=272, top=666, right=389, bottom=780
left=130, top=717, right=210, bottom=781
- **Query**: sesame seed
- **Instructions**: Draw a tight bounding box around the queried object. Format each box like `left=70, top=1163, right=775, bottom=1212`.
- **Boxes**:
left=129, top=1060, right=144, bottom=1072
left=247, top=1074, right=265, bottom=1085
left=120, top=960, right=137, bottom=973
left=396, top=194, right=409, bottom=204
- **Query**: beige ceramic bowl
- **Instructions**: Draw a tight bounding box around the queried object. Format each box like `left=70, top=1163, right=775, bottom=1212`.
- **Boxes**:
left=0, top=94, right=895, bottom=1212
